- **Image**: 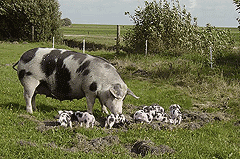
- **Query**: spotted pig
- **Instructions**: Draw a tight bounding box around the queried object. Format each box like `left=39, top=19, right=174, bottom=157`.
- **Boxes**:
left=14, top=48, right=139, bottom=114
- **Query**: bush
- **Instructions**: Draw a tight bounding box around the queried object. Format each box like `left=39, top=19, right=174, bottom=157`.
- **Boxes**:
left=233, top=0, right=240, bottom=30
left=61, top=18, right=72, bottom=27
left=124, top=0, right=234, bottom=56
left=0, top=0, right=62, bottom=42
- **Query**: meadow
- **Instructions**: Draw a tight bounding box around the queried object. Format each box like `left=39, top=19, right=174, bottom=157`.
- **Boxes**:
left=61, top=24, right=132, bottom=47
left=0, top=24, right=240, bottom=158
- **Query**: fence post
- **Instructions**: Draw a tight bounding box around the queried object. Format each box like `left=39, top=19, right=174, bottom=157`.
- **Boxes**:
left=145, top=40, right=148, bottom=56
left=209, top=46, right=213, bottom=68
left=53, top=37, right=55, bottom=48
left=83, top=39, right=85, bottom=53
left=32, top=26, right=34, bottom=42
left=116, top=25, right=120, bottom=54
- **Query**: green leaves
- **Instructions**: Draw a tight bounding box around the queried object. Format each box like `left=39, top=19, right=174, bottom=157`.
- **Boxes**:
left=124, top=0, right=234, bottom=56
left=0, top=0, right=62, bottom=41
left=233, top=0, right=240, bottom=29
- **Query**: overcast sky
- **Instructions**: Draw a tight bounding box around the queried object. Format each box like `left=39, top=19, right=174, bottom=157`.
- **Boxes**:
left=58, top=0, right=239, bottom=27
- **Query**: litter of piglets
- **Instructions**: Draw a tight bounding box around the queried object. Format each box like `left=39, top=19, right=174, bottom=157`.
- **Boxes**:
left=56, top=103, right=182, bottom=129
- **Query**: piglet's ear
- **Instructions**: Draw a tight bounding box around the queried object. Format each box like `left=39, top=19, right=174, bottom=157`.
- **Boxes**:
left=177, top=105, right=181, bottom=109
left=67, top=111, right=74, bottom=115
left=58, top=110, right=63, bottom=114
left=110, top=84, right=124, bottom=99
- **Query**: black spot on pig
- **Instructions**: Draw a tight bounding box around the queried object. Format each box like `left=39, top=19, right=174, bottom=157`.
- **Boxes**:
left=18, top=70, right=32, bottom=80
left=76, top=60, right=90, bottom=73
left=82, top=69, right=90, bottom=76
left=20, top=48, right=38, bottom=63
left=35, top=80, right=52, bottom=97
left=70, top=51, right=88, bottom=64
left=26, top=72, right=32, bottom=76
left=18, top=70, right=25, bottom=80
left=41, top=50, right=61, bottom=77
left=109, top=117, right=115, bottom=122
left=54, top=52, right=73, bottom=100
left=89, top=82, right=97, bottom=92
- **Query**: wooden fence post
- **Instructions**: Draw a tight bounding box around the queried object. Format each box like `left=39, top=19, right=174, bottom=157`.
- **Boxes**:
left=145, top=40, right=148, bottom=56
left=32, top=26, right=34, bottom=42
left=53, top=37, right=55, bottom=48
left=210, top=46, right=213, bottom=69
left=83, top=39, right=85, bottom=53
left=116, top=25, right=120, bottom=54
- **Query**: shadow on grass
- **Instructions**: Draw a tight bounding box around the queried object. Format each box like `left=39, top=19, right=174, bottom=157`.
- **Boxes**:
left=216, top=53, right=240, bottom=79
left=0, top=102, right=57, bottom=113
left=0, top=102, right=25, bottom=112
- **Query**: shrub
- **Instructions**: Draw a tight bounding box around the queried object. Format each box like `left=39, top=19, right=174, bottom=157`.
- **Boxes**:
left=0, top=0, right=62, bottom=42
left=62, top=18, right=72, bottom=27
left=233, top=0, right=240, bottom=30
left=124, top=0, right=234, bottom=57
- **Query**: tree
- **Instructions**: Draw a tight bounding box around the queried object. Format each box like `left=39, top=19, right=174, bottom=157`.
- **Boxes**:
left=0, top=0, right=62, bottom=41
left=62, top=18, right=72, bottom=26
left=233, top=0, right=240, bottom=29
left=124, top=0, right=197, bottom=54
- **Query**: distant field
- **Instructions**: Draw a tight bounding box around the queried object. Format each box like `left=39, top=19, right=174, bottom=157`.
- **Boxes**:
left=218, top=27, right=240, bottom=45
left=61, top=24, right=132, bottom=36
left=61, top=24, right=240, bottom=48
left=61, top=24, right=132, bottom=47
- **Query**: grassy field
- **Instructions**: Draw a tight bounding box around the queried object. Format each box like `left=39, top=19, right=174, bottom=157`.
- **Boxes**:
left=61, top=24, right=240, bottom=48
left=0, top=25, right=240, bottom=158
left=61, top=24, right=132, bottom=47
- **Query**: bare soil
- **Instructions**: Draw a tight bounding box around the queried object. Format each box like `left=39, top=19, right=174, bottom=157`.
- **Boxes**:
left=18, top=106, right=232, bottom=157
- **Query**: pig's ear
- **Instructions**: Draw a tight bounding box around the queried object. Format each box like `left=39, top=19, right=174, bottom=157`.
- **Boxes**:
left=110, top=84, right=124, bottom=99
left=177, top=105, right=181, bottom=109
left=67, top=111, right=74, bottom=115
left=127, top=88, right=140, bottom=99
left=58, top=110, right=63, bottom=114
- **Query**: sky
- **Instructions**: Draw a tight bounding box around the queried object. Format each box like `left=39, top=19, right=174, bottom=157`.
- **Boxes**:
left=58, top=0, right=239, bottom=27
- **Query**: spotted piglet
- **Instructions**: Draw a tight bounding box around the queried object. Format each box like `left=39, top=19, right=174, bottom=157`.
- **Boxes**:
left=133, top=110, right=153, bottom=123
left=143, top=105, right=156, bottom=117
left=105, top=114, right=126, bottom=129
left=154, top=112, right=169, bottom=122
left=105, top=114, right=116, bottom=129
left=169, top=104, right=182, bottom=125
left=75, top=111, right=95, bottom=128
left=151, top=104, right=165, bottom=114
left=57, top=110, right=74, bottom=128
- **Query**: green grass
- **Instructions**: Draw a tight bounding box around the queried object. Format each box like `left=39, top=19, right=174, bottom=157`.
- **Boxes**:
left=61, top=24, right=132, bottom=47
left=61, top=25, right=240, bottom=48
left=0, top=29, right=240, bottom=158
left=61, top=24, right=132, bottom=36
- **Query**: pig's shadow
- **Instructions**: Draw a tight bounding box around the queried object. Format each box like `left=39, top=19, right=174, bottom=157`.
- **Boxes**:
left=0, top=102, right=56, bottom=113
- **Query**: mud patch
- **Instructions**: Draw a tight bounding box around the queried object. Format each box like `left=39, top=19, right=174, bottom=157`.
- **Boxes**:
left=146, top=110, right=232, bottom=131
left=234, top=120, right=240, bottom=126
left=18, top=134, right=121, bottom=154
left=70, top=133, right=120, bottom=153
left=131, top=140, right=175, bottom=157
left=19, top=140, right=37, bottom=147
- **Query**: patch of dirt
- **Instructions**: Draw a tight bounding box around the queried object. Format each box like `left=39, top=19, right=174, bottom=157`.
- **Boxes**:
left=234, top=120, right=240, bottom=126
left=70, top=133, right=120, bottom=153
left=17, top=106, right=234, bottom=156
left=131, top=140, right=175, bottom=157
left=19, top=140, right=37, bottom=147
